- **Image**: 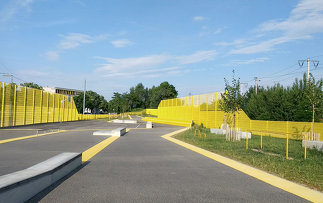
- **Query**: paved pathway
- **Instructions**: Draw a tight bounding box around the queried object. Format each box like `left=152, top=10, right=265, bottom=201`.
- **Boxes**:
left=36, top=118, right=307, bottom=202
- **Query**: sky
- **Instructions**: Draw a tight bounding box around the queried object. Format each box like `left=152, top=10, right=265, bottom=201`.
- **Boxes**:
left=0, top=0, right=323, bottom=100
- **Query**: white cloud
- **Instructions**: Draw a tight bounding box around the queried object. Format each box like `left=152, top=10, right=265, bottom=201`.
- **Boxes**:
left=95, top=50, right=217, bottom=78
left=229, top=0, right=323, bottom=54
left=0, top=0, right=34, bottom=24
left=214, top=39, right=247, bottom=47
left=228, top=57, right=269, bottom=66
left=193, top=16, right=206, bottom=21
left=111, top=39, right=134, bottom=48
left=58, top=33, right=108, bottom=49
left=45, top=51, right=60, bottom=61
left=176, top=50, right=217, bottom=64
left=96, top=55, right=170, bottom=73
left=214, top=28, right=223, bottom=34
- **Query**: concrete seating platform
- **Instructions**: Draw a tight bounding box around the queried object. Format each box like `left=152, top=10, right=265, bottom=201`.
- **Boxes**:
left=0, top=152, right=82, bottom=202
left=93, top=128, right=126, bottom=137
left=112, top=119, right=137, bottom=124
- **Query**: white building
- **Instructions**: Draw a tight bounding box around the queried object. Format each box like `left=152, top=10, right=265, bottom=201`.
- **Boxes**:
left=43, top=87, right=82, bottom=97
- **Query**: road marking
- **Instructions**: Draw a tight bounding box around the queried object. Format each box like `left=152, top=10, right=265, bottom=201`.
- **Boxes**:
left=161, top=128, right=323, bottom=203
left=128, top=115, right=132, bottom=119
left=82, top=136, right=119, bottom=162
left=0, top=129, right=41, bottom=131
left=64, top=129, right=112, bottom=132
left=0, top=130, right=66, bottom=144
left=135, top=123, right=141, bottom=128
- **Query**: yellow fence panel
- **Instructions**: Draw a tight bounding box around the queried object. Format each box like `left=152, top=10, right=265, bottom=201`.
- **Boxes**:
left=154, top=92, right=323, bottom=141
left=0, top=82, right=111, bottom=128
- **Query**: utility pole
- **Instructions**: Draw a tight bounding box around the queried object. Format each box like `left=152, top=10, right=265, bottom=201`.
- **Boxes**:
left=298, top=58, right=319, bottom=82
left=83, top=79, right=86, bottom=114
left=1, top=73, right=13, bottom=83
left=254, top=77, right=260, bottom=94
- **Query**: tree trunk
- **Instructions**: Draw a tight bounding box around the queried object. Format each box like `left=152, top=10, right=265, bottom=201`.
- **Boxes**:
left=312, top=104, right=315, bottom=139
left=232, top=112, right=236, bottom=141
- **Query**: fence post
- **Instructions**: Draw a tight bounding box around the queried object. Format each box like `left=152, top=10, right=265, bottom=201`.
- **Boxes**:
left=206, top=93, right=209, bottom=128
left=304, top=134, right=307, bottom=160
left=215, top=92, right=217, bottom=128
left=261, top=132, right=263, bottom=150
left=47, top=93, right=49, bottom=123
left=286, top=133, right=289, bottom=160
left=52, top=94, right=55, bottom=122
left=286, top=121, right=289, bottom=160
left=23, top=87, right=27, bottom=125
left=198, top=95, right=201, bottom=125
left=1, top=82, right=5, bottom=127
left=13, top=85, right=17, bottom=126
left=40, top=90, right=43, bottom=123
left=32, top=89, right=35, bottom=124
left=246, top=131, right=248, bottom=150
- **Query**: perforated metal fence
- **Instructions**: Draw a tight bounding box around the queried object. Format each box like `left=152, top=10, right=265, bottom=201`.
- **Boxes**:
left=157, top=92, right=323, bottom=141
left=0, top=82, right=110, bottom=127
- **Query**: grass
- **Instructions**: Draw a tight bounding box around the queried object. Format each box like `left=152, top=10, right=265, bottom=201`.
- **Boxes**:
left=173, top=126, right=323, bottom=192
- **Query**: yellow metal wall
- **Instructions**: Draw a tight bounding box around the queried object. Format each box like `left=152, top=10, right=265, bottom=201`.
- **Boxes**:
left=156, top=92, right=323, bottom=141
left=0, top=82, right=111, bottom=127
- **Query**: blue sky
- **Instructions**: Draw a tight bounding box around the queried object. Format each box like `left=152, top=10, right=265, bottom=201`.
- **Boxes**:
left=0, top=0, right=323, bottom=100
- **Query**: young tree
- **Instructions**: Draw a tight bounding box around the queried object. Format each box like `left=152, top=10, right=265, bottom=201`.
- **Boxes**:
left=305, top=74, right=323, bottom=138
left=219, top=70, right=243, bottom=141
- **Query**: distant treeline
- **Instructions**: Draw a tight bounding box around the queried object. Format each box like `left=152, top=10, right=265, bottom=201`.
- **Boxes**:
left=73, top=81, right=177, bottom=114
left=241, top=74, right=323, bottom=122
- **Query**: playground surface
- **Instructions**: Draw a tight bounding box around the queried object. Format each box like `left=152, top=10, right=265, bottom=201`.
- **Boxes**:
left=0, top=117, right=310, bottom=202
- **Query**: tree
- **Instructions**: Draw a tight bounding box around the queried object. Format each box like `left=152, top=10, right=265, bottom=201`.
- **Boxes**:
left=305, top=74, right=323, bottom=137
left=149, top=82, right=178, bottom=108
left=219, top=71, right=243, bottom=141
left=73, top=91, right=108, bottom=114
left=20, top=82, right=43, bottom=90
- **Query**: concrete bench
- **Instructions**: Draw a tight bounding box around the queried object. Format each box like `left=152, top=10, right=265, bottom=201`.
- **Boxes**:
left=112, top=119, right=137, bottom=124
left=93, top=127, right=126, bottom=137
left=0, top=152, right=82, bottom=202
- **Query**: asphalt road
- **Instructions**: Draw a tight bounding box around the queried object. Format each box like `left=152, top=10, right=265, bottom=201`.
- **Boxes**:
left=32, top=117, right=307, bottom=203
left=0, top=119, right=140, bottom=176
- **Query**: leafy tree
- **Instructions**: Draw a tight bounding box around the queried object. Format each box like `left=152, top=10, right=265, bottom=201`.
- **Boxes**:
left=20, top=82, right=43, bottom=90
left=219, top=71, right=243, bottom=141
left=305, top=74, right=323, bottom=134
left=73, top=91, right=108, bottom=114
left=241, top=73, right=323, bottom=122
left=149, top=82, right=178, bottom=108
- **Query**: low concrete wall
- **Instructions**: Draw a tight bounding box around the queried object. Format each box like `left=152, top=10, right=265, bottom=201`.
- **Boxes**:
left=0, top=152, right=81, bottom=202
left=302, top=140, right=323, bottom=151
left=112, top=119, right=137, bottom=124
left=93, top=128, right=126, bottom=137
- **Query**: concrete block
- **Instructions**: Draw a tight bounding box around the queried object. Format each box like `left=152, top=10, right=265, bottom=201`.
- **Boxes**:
left=302, top=140, right=323, bottom=151
left=240, top=132, right=252, bottom=139
left=210, top=129, right=225, bottom=134
left=146, top=121, right=153, bottom=128
left=112, top=119, right=137, bottom=124
left=0, top=152, right=81, bottom=202
left=93, top=128, right=126, bottom=137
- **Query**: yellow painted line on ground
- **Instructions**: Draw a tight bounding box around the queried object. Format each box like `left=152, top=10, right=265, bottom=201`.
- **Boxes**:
left=64, top=129, right=112, bottom=132
left=128, top=115, right=132, bottom=119
left=82, top=136, right=119, bottom=162
left=0, top=130, right=66, bottom=144
left=0, top=129, right=42, bottom=131
left=162, top=128, right=323, bottom=203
